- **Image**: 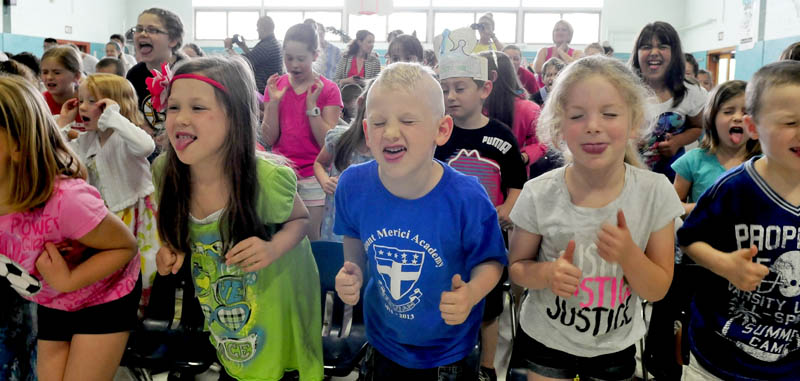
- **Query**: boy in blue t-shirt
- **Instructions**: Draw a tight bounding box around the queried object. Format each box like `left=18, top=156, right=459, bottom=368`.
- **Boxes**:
left=677, top=61, right=800, bottom=380
left=333, top=62, right=507, bottom=379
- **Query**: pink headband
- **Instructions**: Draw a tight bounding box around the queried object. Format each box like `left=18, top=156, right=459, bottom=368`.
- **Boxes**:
left=145, top=62, right=228, bottom=112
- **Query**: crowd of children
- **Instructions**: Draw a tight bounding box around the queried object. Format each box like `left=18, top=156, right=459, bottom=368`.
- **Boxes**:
left=0, top=7, right=798, bottom=381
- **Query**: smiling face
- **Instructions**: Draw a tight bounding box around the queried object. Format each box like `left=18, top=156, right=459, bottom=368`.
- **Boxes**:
left=40, top=58, right=80, bottom=98
left=364, top=83, right=451, bottom=181
left=359, top=34, right=375, bottom=56
left=684, top=59, right=696, bottom=79
left=77, top=83, right=103, bottom=131
left=283, top=40, right=317, bottom=82
left=134, top=13, right=177, bottom=67
left=165, top=78, right=229, bottom=169
left=562, top=75, right=633, bottom=170
left=552, top=22, right=571, bottom=45
left=504, top=48, right=522, bottom=69
left=105, top=43, right=121, bottom=58
left=697, top=72, right=713, bottom=91
left=714, top=94, right=748, bottom=150
left=745, top=84, right=800, bottom=172
left=440, top=77, right=490, bottom=123
left=637, top=36, right=672, bottom=85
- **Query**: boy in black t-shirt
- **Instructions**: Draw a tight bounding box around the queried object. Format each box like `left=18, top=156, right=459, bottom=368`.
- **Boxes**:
left=435, top=60, right=526, bottom=381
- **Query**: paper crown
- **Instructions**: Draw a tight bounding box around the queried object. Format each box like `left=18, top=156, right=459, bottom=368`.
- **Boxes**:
left=434, top=28, right=488, bottom=81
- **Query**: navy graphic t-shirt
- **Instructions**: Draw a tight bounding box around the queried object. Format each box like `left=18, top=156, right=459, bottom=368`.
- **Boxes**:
left=435, top=118, right=526, bottom=206
left=678, top=157, right=800, bottom=380
left=334, top=160, right=508, bottom=369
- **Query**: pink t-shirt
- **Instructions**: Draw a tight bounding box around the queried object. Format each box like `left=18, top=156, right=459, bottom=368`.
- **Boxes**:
left=513, top=97, right=547, bottom=168
left=266, top=74, right=343, bottom=178
left=0, top=178, right=140, bottom=311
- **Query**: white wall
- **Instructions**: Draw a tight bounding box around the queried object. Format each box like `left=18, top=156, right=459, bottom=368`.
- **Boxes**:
left=764, top=0, right=800, bottom=40
left=682, top=0, right=754, bottom=53
left=600, top=0, right=686, bottom=55
left=682, top=0, right=800, bottom=53
left=9, top=0, right=126, bottom=45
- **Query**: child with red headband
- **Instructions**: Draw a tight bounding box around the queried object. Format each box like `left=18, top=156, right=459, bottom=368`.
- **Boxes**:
left=150, top=56, right=324, bottom=380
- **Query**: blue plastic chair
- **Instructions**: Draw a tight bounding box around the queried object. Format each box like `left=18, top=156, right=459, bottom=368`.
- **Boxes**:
left=311, top=240, right=369, bottom=378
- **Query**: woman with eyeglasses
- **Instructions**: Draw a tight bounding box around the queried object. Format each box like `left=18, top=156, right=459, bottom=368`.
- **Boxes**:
left=125, top=7, right=186, bottom=157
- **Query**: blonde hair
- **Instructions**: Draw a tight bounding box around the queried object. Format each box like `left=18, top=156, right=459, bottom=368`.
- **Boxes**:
left=41, top=45, right=83, bottom=75
left=0, top=75, right=85, bottom=212
left=368, top=62, right=444, bottom=117
left=553, top=20, right=574, bottom=44
left=537, top=55, right=655, bottom=168
left=83, top=74, right=144, bottom=127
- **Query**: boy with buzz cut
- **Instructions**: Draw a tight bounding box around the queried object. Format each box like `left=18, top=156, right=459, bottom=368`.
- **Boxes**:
left=677, top=60, right=800, bottom=380
left=434, top=29, right=526, bottom=381
left=333, top=62, right=507, bottom=380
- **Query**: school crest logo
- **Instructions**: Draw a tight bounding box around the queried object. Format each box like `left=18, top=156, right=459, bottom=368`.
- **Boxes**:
left=374, top=244, right=424, bottom=301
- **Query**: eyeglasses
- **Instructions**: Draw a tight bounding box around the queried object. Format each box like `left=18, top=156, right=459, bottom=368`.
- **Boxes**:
left=132, top=26, right=169, bottom=36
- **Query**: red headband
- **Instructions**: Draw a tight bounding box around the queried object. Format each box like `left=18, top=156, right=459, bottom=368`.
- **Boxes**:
left=146, top=62, right=228, bottom=112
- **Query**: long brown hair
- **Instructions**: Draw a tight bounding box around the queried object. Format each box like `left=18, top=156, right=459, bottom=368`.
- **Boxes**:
left=0, top=75, right=85, bottom=212
left=630, top=21, right=690, bottom=108
left=700, top=80, right=760, bottom=159
left=156, top=56, right=277, bottom=255
left=334, top=80, right=373, bottom=173
left=480, top=50, right=525, bottom=129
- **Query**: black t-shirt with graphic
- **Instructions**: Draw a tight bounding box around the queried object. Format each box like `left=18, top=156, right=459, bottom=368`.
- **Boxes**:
left=435, top=118, right=526, bottom=206
left=126, top=56, right=185, bottom=135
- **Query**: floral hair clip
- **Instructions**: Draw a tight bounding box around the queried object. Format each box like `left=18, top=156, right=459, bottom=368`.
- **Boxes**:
left=145, top=62, right=173, bottom=113
left=146, top=62, right=229, bottom=113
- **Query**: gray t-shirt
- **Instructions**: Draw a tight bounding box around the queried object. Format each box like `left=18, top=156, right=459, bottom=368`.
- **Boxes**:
left=509, top=163, right=683, bottom=356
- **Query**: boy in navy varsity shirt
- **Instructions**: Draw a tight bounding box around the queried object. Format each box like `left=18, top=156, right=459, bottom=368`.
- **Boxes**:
left=333, top=62, right=507, bottom=380
left=678, top=61, right=800, bottom=380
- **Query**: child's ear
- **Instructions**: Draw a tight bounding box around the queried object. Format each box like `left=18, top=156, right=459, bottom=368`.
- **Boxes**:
left=362, top=118, right=370, bottom=144
left=744, top=114, right=759, bottom=140
left=435, top=115, right=454, bottom=146
left=480, top=79, right=493, bottom=100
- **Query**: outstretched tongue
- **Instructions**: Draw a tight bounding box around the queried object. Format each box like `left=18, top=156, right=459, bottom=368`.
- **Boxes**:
left=730, top=128, right=743, bottom=144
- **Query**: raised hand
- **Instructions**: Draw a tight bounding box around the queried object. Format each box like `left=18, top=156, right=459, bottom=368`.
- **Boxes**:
left=95, top=98, right=119, bottom=114
left=335, top=261, right=363, bottom=305
left=57, top=98, right=79, bottom=127
left=548, top=240, right=582, bottom=299
left=440, top=274, right=475, bottom=325
left=596, top=210, right=637, bottom=265
left=306, top=77, right=324, bottom=109
left=266, top=73, right=287, bottom=102
left=723, top=246, right=770, bottom=292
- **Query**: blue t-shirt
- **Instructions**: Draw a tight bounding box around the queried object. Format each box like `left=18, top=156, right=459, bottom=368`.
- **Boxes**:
left=677, top=157, right=800, bottom=380
left=334, top=160, right=508, bottom=369
left=671, top=148, right=726, bottom=203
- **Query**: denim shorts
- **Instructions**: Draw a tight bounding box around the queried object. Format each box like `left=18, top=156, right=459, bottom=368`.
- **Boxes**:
left=516, top=328, right=635, bottom=381
left=360, top=345, right=477, bottom=381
